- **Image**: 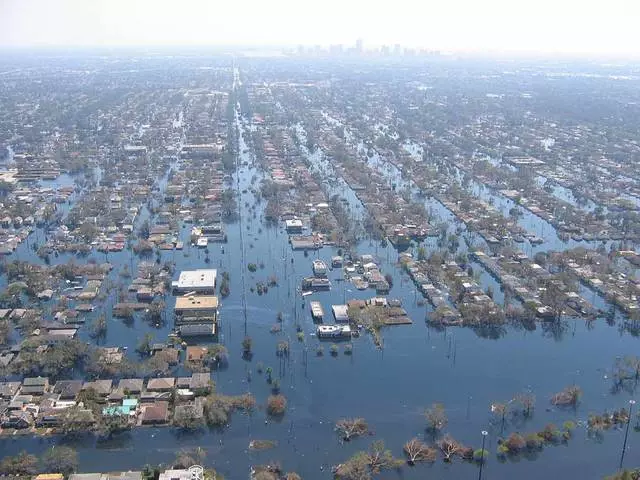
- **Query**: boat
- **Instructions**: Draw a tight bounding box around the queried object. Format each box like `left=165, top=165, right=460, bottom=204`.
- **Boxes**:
left=310, top=301, right=324, bottom=321
left=316, top=324, right=351, bottom=338
left=196, top=237, right=208, bottom=248
left=312, top=259, right=328, bottom=277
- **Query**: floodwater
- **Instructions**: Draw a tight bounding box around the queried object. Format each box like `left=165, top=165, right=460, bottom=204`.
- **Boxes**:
left=2, top=104, right=640, bottom=480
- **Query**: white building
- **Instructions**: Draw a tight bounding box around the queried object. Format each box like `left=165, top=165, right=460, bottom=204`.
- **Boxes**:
left=285, top=219, right=303, bottom=233
left=172, top=269, right=217, bottom=294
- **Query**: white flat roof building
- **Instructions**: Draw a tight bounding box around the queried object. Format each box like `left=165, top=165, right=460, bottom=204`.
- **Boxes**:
left=285, top=219, right=303, bottom=232
left=172, top=269, right=217, bottom=293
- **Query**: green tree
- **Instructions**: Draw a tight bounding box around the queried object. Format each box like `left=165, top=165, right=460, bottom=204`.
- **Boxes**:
left=0, top=451, right=38, bottom=476
left=173, top=447, right=206, bottom=469
left=174, top=405, right=205, bottom=431
left=96, top=413, right=131, bottom=438
left=136, top=333, right=154, bottom=357
left=42, top=446, right=78, bottom=476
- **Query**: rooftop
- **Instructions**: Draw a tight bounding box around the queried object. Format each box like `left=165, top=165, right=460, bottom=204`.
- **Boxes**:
left=172, top=269, right=217, bottom=291
left=175, top=295, right=219, bottom=311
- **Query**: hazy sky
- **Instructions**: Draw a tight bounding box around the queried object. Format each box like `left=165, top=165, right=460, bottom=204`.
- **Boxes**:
left=2, top=0, right=640, bottom=56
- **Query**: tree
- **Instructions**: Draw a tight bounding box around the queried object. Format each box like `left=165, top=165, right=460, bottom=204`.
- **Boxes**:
left=136, top=333, right=154, bottom=357
left=403, top=438, right=436, bottom=465
left=89, top=313, right=107, bottom=339
left=173, top=447, right=206, bottom=469
left=551, top=385, right=582, bottom=406
left=425, top=403, right=447, bottom=433
left=0, top=451, right=38, bottom=476
left=266, top=394, right=287, bottom=416
left=613, top=356, right=640, bottom=392
left=503, top=432, right=526, bottom=453
left=144, top=299, right=165, bottom=325
left=334, top=441, right=403, bottom=480
left=59, top=405, right=95, bottom=436
left=139, top=220, right=150, bottom=239
left=491, top=402, right=509, bottom=433
left=205, top=344, right=228, bottom=367
left=515, top=392, right=536, bottom=417
left=242, top=336, right=253, bottom=353
left=367, top=441, right=404, bottom=473
left=0, top=180, right=15, bottom=197
left=524, top=433, right=544, bottom=450
left=96, top=413, right=131, bottom=438
left=437, top=435, right=471, bottom=462
left=174, top=405, right=205, bottom=431
left=473, top=449, right=489, bottom=463
left=42, top=446, right=78, bottom=476
left=333, top=451, right=370, bottom=480
left=11, top=338, right=88, bottom=377
left=203, top=393, right=255, bottom=427
left=335, top=418, right=369, bottom=441
left=604, top=469, right=640, bottom=480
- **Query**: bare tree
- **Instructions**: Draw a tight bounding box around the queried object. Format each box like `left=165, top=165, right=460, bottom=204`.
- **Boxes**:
left=551, top=385, right=582, bottom=406
left=367, top=441, right=404, bottom=473
left=336, top=418, right=369, bottom=441
left=333, top=441, right=402, bottom=479
left=403, top=438, right=436, bottom=465
left=437, top=435, right=471, bottom=462
left=515, top=392, right=536, bottom=417
left=425, top=403, right=447, bottom=433
left=491, top=402, right=509, bottom=433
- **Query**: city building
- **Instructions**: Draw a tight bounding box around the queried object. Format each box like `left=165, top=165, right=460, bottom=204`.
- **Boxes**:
left=172, top=269, right=217, bottom=294
left=174, top=295, right=219, bottom=336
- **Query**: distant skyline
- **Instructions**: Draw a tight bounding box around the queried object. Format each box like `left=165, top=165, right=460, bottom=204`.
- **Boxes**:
left=2, top=0, right=640, bottom=57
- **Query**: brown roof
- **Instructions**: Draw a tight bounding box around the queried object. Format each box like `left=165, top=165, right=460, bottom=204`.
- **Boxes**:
left=347, top=299, right=366, bottom=309
left=141, top=401, right=169, bottom=424
left=189, top=372, right=211, bottom=391
left=146, top=377, right=175, bottom=391
left=83, top=379, right=113, bottom=396
left=117, top=378, right=144, bottom=394
left=186, top=346, right=208, bottom=362
left=174, top=295, right=218, bottom=311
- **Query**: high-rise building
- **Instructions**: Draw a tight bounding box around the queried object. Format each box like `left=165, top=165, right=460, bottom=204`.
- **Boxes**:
left=355, top=38, right=363, bottom=53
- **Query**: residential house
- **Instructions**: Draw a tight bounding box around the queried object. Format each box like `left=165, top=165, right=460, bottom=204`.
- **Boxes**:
left=53, top=380, right=83, bottom=400
left=117, top=378, right=144, bottom=395
left=147, top=377, right=175, bottom=392
left=189, top=373, right=212, bottom=395
left=83, top=379, right=113, bottom=398
left=21, top=377, right=49, bottom=395
left=1, top=410, right=33, bottom=429
left=0, top=381, right=21, bottom=400
left=185, top=346, right=207, bottom=362
left=140, top=401, right=169, bottom=425
left=158, top=470, right=193, bottom=480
